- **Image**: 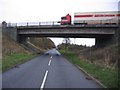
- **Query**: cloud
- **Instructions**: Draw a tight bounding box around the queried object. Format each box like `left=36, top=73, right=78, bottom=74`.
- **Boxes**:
left=0, top=0, right=118, bottom=22
left=0, top=0, right=118, bottom=46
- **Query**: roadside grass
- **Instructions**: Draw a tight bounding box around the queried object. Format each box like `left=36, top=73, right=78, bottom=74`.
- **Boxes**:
left=2, top=53, right=36, bottom=72
left=0, top=62, right=1, bottom=72
left=60, top=50, right=118, bottom=88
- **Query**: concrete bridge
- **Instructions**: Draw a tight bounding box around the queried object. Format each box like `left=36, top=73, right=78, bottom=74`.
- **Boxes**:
left=2, top=22, right=119, bottom=47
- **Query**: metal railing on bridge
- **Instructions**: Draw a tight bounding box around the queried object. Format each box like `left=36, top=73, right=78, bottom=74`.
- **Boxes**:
left=6, top=21, right=61, bottom=27
left=3, top=21, right=119, bottom=28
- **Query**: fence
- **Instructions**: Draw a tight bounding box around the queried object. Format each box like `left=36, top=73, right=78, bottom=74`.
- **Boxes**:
left=2, top=20, right=119, bottom=28
left=6, top=21, right=61, bottom=27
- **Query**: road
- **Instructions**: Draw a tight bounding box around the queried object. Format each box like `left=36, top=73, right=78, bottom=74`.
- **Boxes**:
left=2, top=49, right=101, bottom=89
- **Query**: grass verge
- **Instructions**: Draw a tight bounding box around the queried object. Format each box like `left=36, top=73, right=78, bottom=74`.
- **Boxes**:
left=60, top=50, right=118, bottom=88
left=0, top=59, right=2, bottom=72
left=2, top=53, right=36, bottom=72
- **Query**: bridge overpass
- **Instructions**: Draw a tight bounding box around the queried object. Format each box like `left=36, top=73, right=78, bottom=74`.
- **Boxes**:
left=2, top=22, right=119, bottom=47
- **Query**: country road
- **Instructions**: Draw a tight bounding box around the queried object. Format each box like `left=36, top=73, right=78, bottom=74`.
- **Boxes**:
left=2, top=49, right=101, bottom=89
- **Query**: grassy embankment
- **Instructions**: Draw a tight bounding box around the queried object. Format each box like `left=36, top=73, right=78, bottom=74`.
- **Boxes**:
left=2, top=33, right=36, bottom=72
left=60, top=50, right=118, bottom=88
left=2, top=53, right=36, bottom=71
left=2, top=33, right=55, bottom=72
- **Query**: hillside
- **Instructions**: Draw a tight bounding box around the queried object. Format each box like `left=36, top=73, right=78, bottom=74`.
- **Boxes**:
left=3, top=34, right=55, bottom=57
left=28, top=37, right=55, bottom=51
left=2, top=33, right=32, bottom=57
left=58, top=43, right=88, bottom=52
left=58, top=43, right=118, bottom=69
left=2, top=33, right=55, bottom=71
left=59, top=43, right=118, bottom=88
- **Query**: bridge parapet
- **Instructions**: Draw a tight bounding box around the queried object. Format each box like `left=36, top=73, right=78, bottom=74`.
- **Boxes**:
left=5, top=21, right=119, bottom=28
left=6, top=21, right=60, bottom=27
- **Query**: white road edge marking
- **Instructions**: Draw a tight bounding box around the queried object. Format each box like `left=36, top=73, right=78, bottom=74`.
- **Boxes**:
left=48, top=60, right=52, bottom=66
left=40, top=70, right=49, bottom=90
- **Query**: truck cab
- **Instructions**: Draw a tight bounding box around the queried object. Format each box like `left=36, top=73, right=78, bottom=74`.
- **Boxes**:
left=60, top=14, right=71, bottom=25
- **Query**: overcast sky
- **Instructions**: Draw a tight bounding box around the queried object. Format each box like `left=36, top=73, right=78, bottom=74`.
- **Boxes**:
left=0, top=0, right=119, bottom=46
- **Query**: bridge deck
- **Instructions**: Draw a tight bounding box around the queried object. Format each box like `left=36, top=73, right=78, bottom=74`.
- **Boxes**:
left=17, top=24, right=118, bottom=29
left=16, top=24, right=117, bottom=38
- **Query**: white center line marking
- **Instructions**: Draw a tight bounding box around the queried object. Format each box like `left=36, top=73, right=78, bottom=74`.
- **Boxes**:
left=50, top=56, right=52, bottom=59
left=48, top=60, right=52, bottom=66
left=40, top=70, right=49, bottom=90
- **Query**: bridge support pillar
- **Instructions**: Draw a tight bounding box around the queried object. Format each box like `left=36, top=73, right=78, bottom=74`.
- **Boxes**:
left=18, top=35, right=27, bottom=44
left=95, top=34, right=117, bottom=47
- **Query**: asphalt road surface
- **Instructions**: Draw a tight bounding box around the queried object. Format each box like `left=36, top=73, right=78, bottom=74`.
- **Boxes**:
left=2, top=49, right=101, bottom=89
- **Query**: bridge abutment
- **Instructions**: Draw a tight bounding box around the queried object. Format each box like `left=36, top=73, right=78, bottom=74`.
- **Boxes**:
left=95, top=28, right=118, bottom=47
left=2, top=22, right=18, bottom=41
left=95, top=35, right=114, bottom=47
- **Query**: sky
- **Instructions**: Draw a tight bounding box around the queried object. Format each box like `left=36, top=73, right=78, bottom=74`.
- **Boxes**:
left=0, top=0, right=119, bottom=46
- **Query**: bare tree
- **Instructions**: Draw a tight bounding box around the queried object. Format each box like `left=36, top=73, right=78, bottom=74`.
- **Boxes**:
left=62, top=38, right=71, bottom=53
left=62, top=38, right=71, bottom=45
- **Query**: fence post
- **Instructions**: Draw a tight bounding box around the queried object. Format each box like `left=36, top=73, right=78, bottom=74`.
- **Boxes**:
left=39, top=22, right=41, bottom=26
left=27, top=23, right=28, bottom=26
left=16, top=23, right=17, bottom=27
left=52, top=21, right=54, bottom=25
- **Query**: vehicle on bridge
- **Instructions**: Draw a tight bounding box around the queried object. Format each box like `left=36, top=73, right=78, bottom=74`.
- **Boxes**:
left=60, top=11, right=120, bottom=25
left=59, top=13, right=71, bottom=25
